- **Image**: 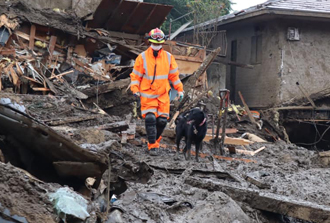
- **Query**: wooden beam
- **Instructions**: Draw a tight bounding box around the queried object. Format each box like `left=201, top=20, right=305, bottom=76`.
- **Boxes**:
left=185, top=178, right=330, bottom=223
left=174, top=55, right=204, bottom=63
left=207, top=128, right=238, bottom=134
left=108, top=30, right=141, bottom=40
left=82, top=78, right=130, bottom=97
left=0, top=48, right=15, bottom=56
left=204, top=135, right=254, bottom=145
left=214, top=58, right=254, bottom=69
left=185, top=47, right=221, bottom=88
left=98, top=121, right=129, bottom=132
left=29, top=25, right=36, bottom=50
left=15, top=31, right=65, bottom=50
left=44, top=115, right=100, bottom=126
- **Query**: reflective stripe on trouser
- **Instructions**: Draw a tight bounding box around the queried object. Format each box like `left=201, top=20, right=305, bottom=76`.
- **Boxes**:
left=148, top=136, right=162, bottom=150
left=140, top=93, right=170, bottom=119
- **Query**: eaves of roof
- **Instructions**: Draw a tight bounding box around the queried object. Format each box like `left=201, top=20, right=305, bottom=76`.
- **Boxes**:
left=183, top=7, right=330, bottom=33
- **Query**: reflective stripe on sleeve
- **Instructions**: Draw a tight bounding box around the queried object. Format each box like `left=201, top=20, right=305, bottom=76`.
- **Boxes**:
left=141, top=52, right=148, bottom=76
left=169, top=67, right=178, bottom=74
left=166, top=52, right=171, bottom=69
left=133, top=69, right=143, bottom=77
left=172, top=79, right=181, bottom=85
left=131, top=80, right=140, bottom=85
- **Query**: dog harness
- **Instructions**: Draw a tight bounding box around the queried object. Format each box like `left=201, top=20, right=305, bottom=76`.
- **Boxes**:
left=187, top=117, right=207, bottom=134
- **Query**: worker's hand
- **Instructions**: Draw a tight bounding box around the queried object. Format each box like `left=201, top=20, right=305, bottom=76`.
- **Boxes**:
left=177, top=92, right=184, bottom=102
left=134, top=92, right=140, bottom=97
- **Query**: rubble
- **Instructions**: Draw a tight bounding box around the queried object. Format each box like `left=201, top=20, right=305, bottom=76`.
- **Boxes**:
left=0, top=0, right=330, bottom=223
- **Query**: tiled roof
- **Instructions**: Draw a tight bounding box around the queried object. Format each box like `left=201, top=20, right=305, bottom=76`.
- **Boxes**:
left=268, top=0, right=330, bottom=13
left=183, top=0, right=330, bottom=32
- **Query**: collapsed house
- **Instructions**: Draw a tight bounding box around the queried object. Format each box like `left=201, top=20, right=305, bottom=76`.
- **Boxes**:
left=1, top=0, right=330, bottom=223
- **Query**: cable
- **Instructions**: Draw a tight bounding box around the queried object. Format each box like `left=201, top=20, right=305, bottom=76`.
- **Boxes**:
left=296, top=125, right=330, bottom=146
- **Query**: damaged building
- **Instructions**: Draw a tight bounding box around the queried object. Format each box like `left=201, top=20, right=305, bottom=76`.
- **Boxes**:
left=177, top=0, right=330, bottom=149
left=0, top=0, right=330, bottom=223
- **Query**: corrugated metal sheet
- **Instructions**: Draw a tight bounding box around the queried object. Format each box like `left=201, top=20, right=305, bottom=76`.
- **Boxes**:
left=88, top=0, right=173, bottom=35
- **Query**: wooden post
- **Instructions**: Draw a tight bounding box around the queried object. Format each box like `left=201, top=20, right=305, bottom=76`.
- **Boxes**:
left=29, top=25, right=36, bottom=50
left=48, top=36, right=57, bottom=61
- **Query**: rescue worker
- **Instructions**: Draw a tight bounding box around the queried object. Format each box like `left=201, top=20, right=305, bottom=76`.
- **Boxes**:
left=130, top=28, right=184, bottom=156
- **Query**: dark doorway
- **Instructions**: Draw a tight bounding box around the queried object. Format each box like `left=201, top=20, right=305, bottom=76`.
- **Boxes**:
left=230, top=40, right=237, bottom=102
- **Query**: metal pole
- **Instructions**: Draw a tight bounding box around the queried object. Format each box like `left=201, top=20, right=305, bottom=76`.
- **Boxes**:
left=168, top=18, right=172, bottom=40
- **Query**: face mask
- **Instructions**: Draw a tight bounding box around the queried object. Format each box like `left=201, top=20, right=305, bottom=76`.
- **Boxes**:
left=151, top=44, right=162, bottom=51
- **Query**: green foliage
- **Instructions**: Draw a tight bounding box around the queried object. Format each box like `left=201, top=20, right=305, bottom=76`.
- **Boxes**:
left=187, top=0, right=233, bottom=46
left=144, top=0, right=190, bottom=34
left=144, top=0, right=232, bottom=46
left=187, top=0, right=232, bottom=23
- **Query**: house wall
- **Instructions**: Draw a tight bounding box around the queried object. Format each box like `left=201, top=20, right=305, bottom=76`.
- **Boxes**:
left=277, top=19, right=330, bottom=104
left=167, top=16, right=330, bottom=108
left=222, top=20, right=282, bottom=107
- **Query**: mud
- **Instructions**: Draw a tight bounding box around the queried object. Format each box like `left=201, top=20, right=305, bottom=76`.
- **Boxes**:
left=1, top=92, right=328, bottom=223
left=110, top=137, right=327, bottom=222
left=0, top=162, right=59, bottom=223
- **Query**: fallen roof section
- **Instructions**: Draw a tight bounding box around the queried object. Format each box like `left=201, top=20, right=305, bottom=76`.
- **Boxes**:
left=88, top=0, right=173, bottom=35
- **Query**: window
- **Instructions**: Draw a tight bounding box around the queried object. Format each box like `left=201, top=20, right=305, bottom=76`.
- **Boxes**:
left=251, top=35, right=262, bottom=64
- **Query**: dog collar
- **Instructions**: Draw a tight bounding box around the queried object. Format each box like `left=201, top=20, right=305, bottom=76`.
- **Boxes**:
left=199, top=118, right=206, bottom=126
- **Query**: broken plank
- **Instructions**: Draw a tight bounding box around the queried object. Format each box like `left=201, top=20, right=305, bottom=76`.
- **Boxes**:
left=251, top=146, right=266, bottom=156
left=169, top=111, right=180, bottom=128
left=149, top=164, right=237, bottom=181
left=0, top=48, right=15, bottom=56
left=238, top=91, right=257, bottom=124
left=245, top=175, right=271, bottom=189
left=32, top=87, right=50, bottom=91
left=185, top=177, right=330, bottom=223
left=15, top=31, right=65, bottom=49
left=204, top=135, right=253, bottom=145
left=9, top=66, right=19, bottom=86
left=207, top=128, right=238, bottom=135
left=53, top=161, right=103, bottom=180
left=82, top=78, right=130, bottom=97
left=44, top=115, right=100, bottom=126
left=98, top=121, right=129, bottom=132
left=186, top=47, right=221, bottom=88
left=29, top=25, right=36, bottom=50
left=49, top=70, right=74, bottom=80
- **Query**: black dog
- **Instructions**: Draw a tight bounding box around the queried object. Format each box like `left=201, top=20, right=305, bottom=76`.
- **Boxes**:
left=175, top=107, right=207, bottom=162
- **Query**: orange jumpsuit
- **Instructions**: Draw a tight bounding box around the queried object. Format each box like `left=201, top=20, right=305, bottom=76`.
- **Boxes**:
left=130, top=47, right=183, bottom=149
